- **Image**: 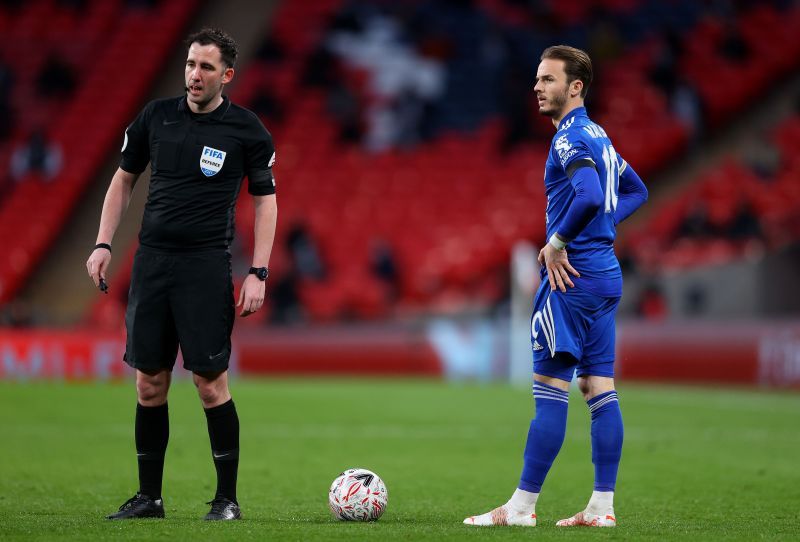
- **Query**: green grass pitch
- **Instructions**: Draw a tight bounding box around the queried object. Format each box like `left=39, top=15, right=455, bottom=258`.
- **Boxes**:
left=1, top=378, right=798, bottom=540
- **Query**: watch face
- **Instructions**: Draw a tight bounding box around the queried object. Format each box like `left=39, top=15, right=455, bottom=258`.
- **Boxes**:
left=257, top=268, right=268, bottom=280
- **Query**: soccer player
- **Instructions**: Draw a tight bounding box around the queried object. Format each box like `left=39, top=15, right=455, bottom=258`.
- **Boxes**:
left=86, top=28, right=278, bottom=520
left=464, top=45, right=648, bottom=528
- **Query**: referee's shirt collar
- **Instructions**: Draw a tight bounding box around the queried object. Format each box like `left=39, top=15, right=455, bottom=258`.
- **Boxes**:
left=178, top=94, right=231, bottom=122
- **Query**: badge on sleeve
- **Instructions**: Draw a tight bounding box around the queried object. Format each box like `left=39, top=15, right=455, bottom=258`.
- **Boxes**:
left=200, top=146, right=226, bottom=177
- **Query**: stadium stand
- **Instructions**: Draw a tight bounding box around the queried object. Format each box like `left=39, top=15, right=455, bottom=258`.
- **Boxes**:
left=227, top=0, right=800, bottom=321
left=681, top=2, right=800, bottom=128
left=630, top=111, right=800, bottom=270
left=7, top=0, right=796, bottom=325
left=0, top=0, right=797, bottom=391
left=0, top=0, right=198, bottom=304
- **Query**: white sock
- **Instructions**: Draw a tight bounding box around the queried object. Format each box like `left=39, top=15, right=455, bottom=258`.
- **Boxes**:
left=508, top=488, right=538, bottom=514
left=586, top=490, right=614, bottom=515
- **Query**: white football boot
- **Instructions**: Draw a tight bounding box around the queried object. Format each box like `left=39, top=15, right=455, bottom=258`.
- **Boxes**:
left=556, top=510, right=617, bottom=527
left=463, top=505, right=537, bottom=527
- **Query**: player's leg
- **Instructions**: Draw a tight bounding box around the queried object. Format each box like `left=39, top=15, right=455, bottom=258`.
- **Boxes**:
left=108, top=249, right=177, bottom=520
left=520, top=372, right=572, bottom=496
left=172, top=250, right=241, bottom=520
left=464, top=371, right=574, bottom=527
left=557, top=296, right=621, bottom=528
left=465, top=287, right=580, bottom=527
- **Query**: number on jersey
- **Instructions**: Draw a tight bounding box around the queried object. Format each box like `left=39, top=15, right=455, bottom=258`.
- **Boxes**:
left=601, top=145, right=619, bottom=213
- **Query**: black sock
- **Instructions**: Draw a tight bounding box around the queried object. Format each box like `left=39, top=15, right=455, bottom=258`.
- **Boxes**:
left=135, top=402, right=169, bottom=500
left=204, top=399, right=239, bottom=503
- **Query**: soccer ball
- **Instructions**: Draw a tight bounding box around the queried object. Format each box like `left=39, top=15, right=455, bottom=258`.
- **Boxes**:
left=328, top=468, right=388, bottom=521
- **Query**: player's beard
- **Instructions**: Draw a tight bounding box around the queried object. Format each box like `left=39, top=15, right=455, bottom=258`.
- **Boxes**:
left=540, top=87, right=569, bottom=118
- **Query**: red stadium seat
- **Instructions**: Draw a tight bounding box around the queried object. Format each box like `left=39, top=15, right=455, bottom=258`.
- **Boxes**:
left=0, top=0, right=199, bottom=304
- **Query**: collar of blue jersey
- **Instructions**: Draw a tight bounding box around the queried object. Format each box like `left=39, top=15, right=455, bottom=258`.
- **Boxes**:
left=557, top=106, right=587, bottom=131
left=177, top=94, right=231, bottom=122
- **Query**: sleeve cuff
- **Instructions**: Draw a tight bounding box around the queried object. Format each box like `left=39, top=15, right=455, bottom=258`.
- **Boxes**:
left=548, top=233, right=568, bottom=250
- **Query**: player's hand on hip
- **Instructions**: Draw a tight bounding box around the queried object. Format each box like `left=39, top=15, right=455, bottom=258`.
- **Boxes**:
left=538, top=243, right=580, bottom=293
left=238, top=274, right=266, bottom=317
left=86, top=248, right=111, bottom=288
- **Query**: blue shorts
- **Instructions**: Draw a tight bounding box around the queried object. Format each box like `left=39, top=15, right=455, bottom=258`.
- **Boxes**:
left=530, top=282, right=620, bottom=382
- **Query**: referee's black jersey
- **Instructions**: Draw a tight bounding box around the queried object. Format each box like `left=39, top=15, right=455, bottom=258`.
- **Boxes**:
left=120, top=95, right=276, bottom=250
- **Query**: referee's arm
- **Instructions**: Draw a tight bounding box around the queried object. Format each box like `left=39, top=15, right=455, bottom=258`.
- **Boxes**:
left=252, top=194, right=277, bottom=269
left=238, top=193, right=277, bottom=316
left=87, top=168, right=139, bottom=287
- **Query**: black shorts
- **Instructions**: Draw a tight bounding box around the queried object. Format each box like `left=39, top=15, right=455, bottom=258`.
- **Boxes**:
left=124, top=247, right=235, bottom=373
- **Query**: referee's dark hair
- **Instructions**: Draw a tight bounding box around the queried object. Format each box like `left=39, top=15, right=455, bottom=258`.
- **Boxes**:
left=541, top=45, right=593, bottom=98
left=186, top=28, right=238, bottom=68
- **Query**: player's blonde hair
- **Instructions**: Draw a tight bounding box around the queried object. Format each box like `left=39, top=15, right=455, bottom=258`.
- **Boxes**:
left=541, top=45, right=593, bottom=98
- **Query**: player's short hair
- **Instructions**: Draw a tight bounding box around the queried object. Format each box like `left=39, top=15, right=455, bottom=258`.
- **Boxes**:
left=541, top=45, right=592, bottom=98
left=186, top=28, right=238, bottom=68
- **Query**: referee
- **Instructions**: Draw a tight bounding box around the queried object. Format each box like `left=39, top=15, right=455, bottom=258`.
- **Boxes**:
left=86, top=28, right=278, bottom=521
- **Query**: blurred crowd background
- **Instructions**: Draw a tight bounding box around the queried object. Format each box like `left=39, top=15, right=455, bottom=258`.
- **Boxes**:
left=0, top=0, right=799, bottom=384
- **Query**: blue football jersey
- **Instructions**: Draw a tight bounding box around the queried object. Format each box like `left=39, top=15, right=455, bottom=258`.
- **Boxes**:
left=543, top=107, right=626, bottom=297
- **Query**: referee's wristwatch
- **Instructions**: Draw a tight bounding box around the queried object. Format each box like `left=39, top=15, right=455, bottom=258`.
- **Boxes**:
left=249, top=266, right=269, bottom=281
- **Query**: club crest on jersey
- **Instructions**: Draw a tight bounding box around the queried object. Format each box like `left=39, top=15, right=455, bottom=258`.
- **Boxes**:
left=554, top=134, right=572, bottom=154
left=200, top=146, right=226, bottom=177
left=555, top=134, right=578, bottom=166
